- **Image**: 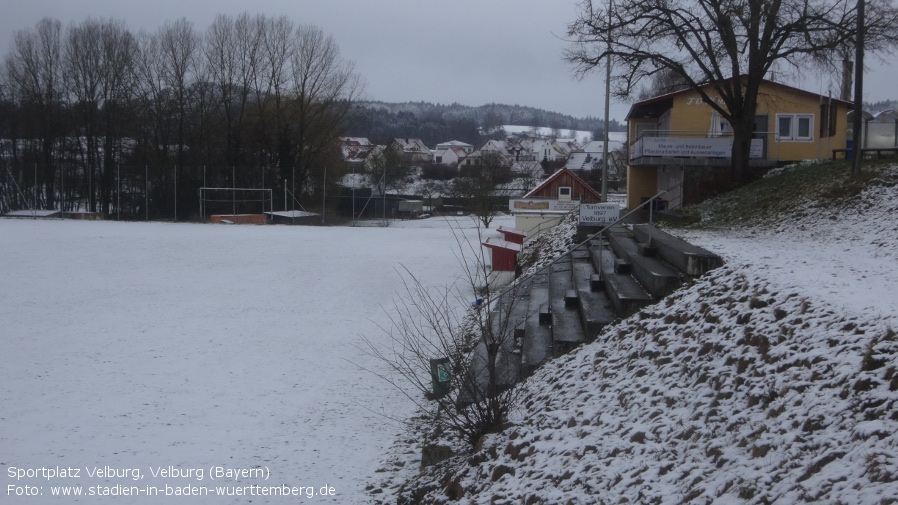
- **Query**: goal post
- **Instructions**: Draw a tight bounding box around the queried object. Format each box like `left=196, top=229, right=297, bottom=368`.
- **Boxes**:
left=199, top=187, right=273, bottom=223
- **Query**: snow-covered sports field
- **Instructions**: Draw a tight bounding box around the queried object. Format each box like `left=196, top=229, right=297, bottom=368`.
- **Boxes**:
left=1, top=216, right=509, bottom=503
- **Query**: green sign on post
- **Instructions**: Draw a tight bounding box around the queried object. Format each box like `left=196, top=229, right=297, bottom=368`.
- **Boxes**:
left=430, top=357, right=451, bottom=398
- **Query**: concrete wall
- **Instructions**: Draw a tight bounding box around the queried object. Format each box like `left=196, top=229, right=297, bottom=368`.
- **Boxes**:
left=514, top=214, right=566, bottom=238
left=626, top=166, right=657, bottom=210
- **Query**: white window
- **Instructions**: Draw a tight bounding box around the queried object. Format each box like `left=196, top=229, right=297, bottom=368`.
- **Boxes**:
left=558, top=186, right=572, bottom=200
left=776, top=114, right=814, bottom=141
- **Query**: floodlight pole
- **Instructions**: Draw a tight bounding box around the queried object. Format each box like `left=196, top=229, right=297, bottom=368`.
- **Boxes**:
left=174, top=165, right=177, bottom=222
left=601, top=0, right=612, bottom=201
left=321, top=165, right=326, bottom=226
left=352, top=165, right=356, bottom=225
left=851, top=0, right=865, bottom=176
left=292, top=165, right=295, bottom=225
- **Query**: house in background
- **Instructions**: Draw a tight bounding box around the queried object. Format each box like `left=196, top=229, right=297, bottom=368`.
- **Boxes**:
left=432, top=146, right=469, bottom=167
left=337, top=137, right=376, bottom=168
left=509, top=167, right=602, bottom=236
left=435, top=140, right=474, bottom=155
left=625, top=78, right=852, bottom=210
left=389, top=138, right=432, bottom=164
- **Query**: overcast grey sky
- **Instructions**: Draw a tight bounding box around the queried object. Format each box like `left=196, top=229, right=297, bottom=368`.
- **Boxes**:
left=2, top=0, right=898, bottom=122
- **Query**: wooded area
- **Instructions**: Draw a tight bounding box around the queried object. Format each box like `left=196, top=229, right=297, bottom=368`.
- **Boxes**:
left=0, top=14, right=361, bottom=218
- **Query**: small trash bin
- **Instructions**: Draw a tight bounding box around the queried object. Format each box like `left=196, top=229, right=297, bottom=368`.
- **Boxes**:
left=430, top=358, right=451, bottom=398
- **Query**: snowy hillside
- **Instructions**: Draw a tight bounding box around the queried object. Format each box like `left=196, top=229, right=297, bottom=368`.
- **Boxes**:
left=385, top=162, right=898, bottom=504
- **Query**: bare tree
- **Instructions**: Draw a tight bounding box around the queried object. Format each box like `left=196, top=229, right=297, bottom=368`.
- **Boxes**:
left=364, top=145, right=414, bottom=198
left=250, top=15, right=294, bottom=184
left=64, top=18, right=136, bottom=214
left=203, top=13, right=257, bottom=171
left=5, top=17, right=64, bottom=210
left=566, top=0, right=898, bottom=182
left=158, top=19, right=199, bottom=173
left=64, top=19, right=103, bottom=212
left=288, top=24, right=364, bottom=199
left=97, top=20, right=136, bottom=216
left=360, top=224, right=526, bottom=448
left=451, top=151, right=512, bottom=229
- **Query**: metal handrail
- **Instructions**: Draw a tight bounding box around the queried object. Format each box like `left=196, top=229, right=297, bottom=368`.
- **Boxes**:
left=488, top=182, right=682, bottom=304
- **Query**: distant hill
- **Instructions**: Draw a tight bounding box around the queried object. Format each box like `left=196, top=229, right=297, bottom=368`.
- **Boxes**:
left=344, top=101, right=626, bottom=147
left=867, top=99, right=898, bottom=114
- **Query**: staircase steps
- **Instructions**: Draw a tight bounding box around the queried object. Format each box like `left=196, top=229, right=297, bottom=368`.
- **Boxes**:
left=549, top=256, right=586, bottom=357
left=606, top=231, right=682, bottom=297
left=571, top=245, right=615, bottom=339
left=589, top=241, right=652, bottom=316
left=461, top=224, right=722, bottom=402
left=522, top=285, right=552, bottom=378
left=632, top=224, right=723, bottom=276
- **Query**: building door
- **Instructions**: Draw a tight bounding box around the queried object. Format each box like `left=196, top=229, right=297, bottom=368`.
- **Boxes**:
left=753, top=115, right=769, bottom=159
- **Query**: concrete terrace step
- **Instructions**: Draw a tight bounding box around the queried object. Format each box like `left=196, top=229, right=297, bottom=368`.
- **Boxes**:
left=461, top=224, right=721, bottom=406
left=549, top=257, right=586, bottom=357
left=632, top=224, right=723, bottom=276
left=589, top=241, right=652, bottom=316
left=522, top=285, right=552, bottom=378
left=606, top=231, right=683, bottom=298
left=571, top=246, right=615, bottom=339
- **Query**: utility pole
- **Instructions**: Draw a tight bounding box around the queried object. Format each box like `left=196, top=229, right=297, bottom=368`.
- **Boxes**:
left=321, top=165, right=327, bottom=226
left=601, top=0, right=612, bottom=201
left=852, top=0, right=865, bottom=176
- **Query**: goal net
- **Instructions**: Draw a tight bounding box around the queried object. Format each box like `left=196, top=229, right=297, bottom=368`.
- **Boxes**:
left=199, top=187, right=273, bottom=221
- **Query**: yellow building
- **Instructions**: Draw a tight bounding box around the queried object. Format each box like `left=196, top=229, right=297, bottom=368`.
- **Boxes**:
left=626, top=79, right=852, bottom=210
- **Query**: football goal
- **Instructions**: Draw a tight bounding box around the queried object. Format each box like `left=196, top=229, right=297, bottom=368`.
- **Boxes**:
left=199, top=187, right=273, bottom=222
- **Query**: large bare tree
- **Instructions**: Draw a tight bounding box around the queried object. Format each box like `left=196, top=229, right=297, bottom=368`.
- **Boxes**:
left=451, top=151, right=513, bottom=229
left=288, top=24, right=363, bottom=198
left=566, top=0, right=898, bottom=181
left=65, top=18, right=136, bottom=213
left=158, top=19, right=199, bottom=173
left=5, top=18, right=64, bottom=209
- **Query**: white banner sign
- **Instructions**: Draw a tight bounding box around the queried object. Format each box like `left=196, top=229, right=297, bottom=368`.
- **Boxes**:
left=579, top=203, right=621, bottom=225
left=509, top=199, right=580, bottom=212
left=635, top=137, right=763, bottom=158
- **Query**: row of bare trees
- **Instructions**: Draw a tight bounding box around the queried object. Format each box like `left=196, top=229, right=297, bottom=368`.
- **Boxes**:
left=0, top=13, right=362, bottom=218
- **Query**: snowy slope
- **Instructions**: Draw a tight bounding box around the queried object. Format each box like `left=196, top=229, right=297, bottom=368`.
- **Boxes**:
left=0, top=215, right=514, bottom=504
left=386, top=164, right=898, bottom=504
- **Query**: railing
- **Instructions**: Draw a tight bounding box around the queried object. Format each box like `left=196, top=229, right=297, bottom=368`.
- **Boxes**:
left=489, top=183, right=681, bottom=304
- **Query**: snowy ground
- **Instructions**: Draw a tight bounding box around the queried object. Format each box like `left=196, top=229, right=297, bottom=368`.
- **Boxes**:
left=0, top=214, right=514, bottom=504
left=379, top=164, right=898, bottom=504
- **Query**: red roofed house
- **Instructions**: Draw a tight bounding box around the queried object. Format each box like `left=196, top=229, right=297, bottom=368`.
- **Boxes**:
left=508, top=168, right=602, bottom=236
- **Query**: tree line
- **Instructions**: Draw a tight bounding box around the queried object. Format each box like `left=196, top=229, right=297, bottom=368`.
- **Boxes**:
left=0, top=14, right=361, bottom=218
left=345, top=101, right=626, bottom=148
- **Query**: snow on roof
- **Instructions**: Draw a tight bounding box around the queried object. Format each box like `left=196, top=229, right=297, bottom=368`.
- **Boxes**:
left=436, top=140, right=473, bottom=148
left=496, top=225, right=526, bottom=237
left=4, top=209, right=60, bottom=218
left=265, top=210, right=319, bottom=218
left=393, top=138, right=431, bottom=154
left=481, top=237, right=522, bottom=252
